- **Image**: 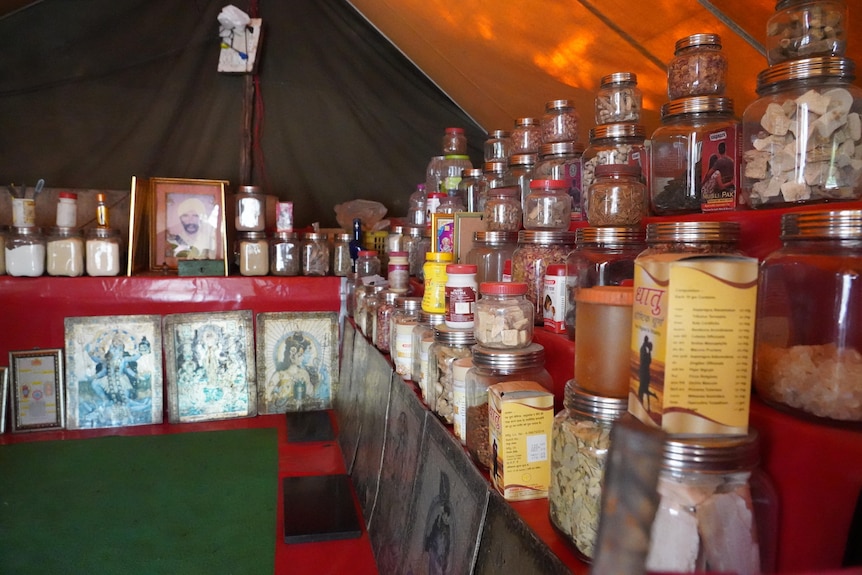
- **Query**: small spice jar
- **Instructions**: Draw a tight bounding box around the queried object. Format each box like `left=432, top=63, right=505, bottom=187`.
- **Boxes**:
left=387, top=250, right=410, bottom=294
left=483, top=186, right=522, bottom=232
left=667, top=33, right=728, bottom=100
left=541, top=99, right=580, bottom=144
left=46, top=227, right=84, bottom=277
left=581, top=123, right=647, bottom=201
left=510, top=117, right=541, bottom=154
left=375, top=290, right=400, bottom=352
left=85, top=227, right=122, bottom=277
left=476, top=161, right=509, bottom=211
left=533, top=142, right=585, bottom=220
left=412, top=311, right=446, bottom=399
left=754, top=209, right=862, bottom=423
left=465, top=343, right=552, bottom=468
left=646, top=431, right=778, bottom=574
left=428, top=324, right=475, bottom=423
left=549, top=381, right=629, bottom=561
left=55, top=192, right=78, bottom=228
left=524, top=179, right=573, bottom=230
left=574, top=286, right=634, bottom=398
left=585, top=164, right=647, bottom=227
left=465, top=231, right=519, bottom=285
left=237, top=231, right=269, bottom=276
left=475, top=282, right=534, bottom=348
left=403, top=225, right=427, bottom=277
left=391, top=296, right=423, bottom=379
left=741, top=56, right=862, bottom=208
left=332, top=232, right=352, bottom=277
left=445, top=264, right=478, bottom=329
left=458, top=168, right=484, bottom=212
left=6, top=226, right=45, bottom=277
left=766, top=0, right=848, bottom=65
left=234, top=185, right=266, bottom=232
left=301, top=232, right=330, bottom=276
left=512, top=230, right=577, bottom=324
left=650, top=96, right=739, bottom=215
left=270, top=231, right=300, bottom=276
left=595, top=72, right=643, bottom=124
left=356, top=249, right=381, bottom=278
left=484, top=129, right=511, bottom=162
left=442, top=127, right=468, bottom=155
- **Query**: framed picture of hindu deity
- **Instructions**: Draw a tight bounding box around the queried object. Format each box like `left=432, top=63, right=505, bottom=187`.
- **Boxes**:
left=63, top=315, right=163, bottom=430
left=8, top=349, right=65, bottom=433
left=163, top=310, right=256, bottom=423
left=255, top=312, right=339, bottom=414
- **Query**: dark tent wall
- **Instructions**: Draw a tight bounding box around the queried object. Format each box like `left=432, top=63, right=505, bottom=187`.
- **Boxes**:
left=0, top=0, right=486, bottom=228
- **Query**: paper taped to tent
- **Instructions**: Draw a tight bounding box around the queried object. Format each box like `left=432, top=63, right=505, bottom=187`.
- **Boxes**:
left=0, top=0, right=859, bottom=227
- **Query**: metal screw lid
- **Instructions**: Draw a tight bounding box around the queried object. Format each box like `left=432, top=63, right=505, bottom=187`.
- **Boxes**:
left=472, top=343, right=545, bottom=371
left=781, top=209, right=862, bottom=240
left=589, top=123, right=646, bottom=141
left=473, top=231, right=519, bottom=244
left=661, top=96, right=734, bottom=119
left=518, top=230, right=577, bottom=245
left=395, top=296, right=422, bottom=311
left=674, top=33, right=722, bottom=53
left=433, top=324, right=475, bottom=346
left=563, top=379, right=629, bottom=420
left=576, top=226, right=646, bottom=245
left=646, top=221, right=741, bottom=243
left=661, top=430, right=761, bottom=473
left=508, top=153, right=539, bottom=167
left=600, top=72, right=638, bottom=87
left=538, top=141, right=586, bottom=158
left=483, top=161, right=508, bottom=174
left=756, top=56, right=855, bottom=93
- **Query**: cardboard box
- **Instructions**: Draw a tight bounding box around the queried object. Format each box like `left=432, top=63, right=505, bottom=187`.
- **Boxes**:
left=488, top=380, right=554, bottom=501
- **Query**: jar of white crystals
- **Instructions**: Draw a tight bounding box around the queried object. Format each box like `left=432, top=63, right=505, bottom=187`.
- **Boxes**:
left=85, top=227, right=122, bottom=277
left=6, top=226, right=45, bottom=277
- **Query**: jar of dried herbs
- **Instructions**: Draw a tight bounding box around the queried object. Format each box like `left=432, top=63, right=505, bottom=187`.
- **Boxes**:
left=549, top=380, right=629, bottom=562
left=585, top=163, right=647, bottom=227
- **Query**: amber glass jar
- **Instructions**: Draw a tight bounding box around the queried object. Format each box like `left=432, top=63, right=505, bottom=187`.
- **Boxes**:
left=754, top=209, right=862, bottom=424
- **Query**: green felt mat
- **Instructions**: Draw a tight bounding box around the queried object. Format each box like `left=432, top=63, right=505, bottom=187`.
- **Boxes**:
left=0, top=428, right=278, bottom=575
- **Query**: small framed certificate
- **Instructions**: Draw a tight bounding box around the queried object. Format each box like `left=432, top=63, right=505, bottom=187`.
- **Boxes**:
left=9, top=349, right=65, bottom=433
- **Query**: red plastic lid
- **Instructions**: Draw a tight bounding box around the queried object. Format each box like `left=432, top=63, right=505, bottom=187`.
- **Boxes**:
left=446, top=264, right=477, bottom=274
left=427, top=191, right=446, bottom=199
left=546, top=264, right=567, bottom=276
left=358, top=250, right=378, bottom=257
left=529, top=179, right=568, bottom=189
left=59, top=192, right=78, bottom=200
left=389, top=251, right=408, bottom=257
left=480, top=281, right=528, bottom=295
left=445, top=127, right=465, bottom=134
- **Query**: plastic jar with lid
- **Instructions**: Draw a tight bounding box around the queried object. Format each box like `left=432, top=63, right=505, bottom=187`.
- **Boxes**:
left=646, top=431, right=778, bottom=574
left=574, top=286, right=634, bottom=398
left=355, top=284, right=386, bottom=337
left=524, top=179, right=572, bottom=230
left=422, top=251, right=454, bottom=313
left=85, top=228, right=122, bottom=277
left=475, top=281, right=534, bottom=348
left=363, top=289, right=384, bottom=341
left=465, top=230, right=518, bottom=285
left=533, top=141, right=585, bottom=220
left=55, top=192, right=78, bottom=228
left=510, top=117, right=541, bottom=154
left=465, top=343, right=551, bottom=468
left=512, top=230, right=577, bottom=324
left=234, top=185, right=266, bottom=232
left=504, top=153, right=538, bottom=207
left=356, top=249, right=381, bottom=278
left=541, top=99, right=580, bottom=144
left=458, top=168, right=483, bottom=212
left=327, top=232, right=349, bottom=277
left=476, top=161, right=509, bottom=212
left=403, top=225, right=426, bottom=277
left=391, top=296, right=423, bottom=379
left=428, top=325, right=475, bottom=423
left=412, top=311, right=446, bottom=397
left=483, top=186, right=522, bottom=232
left=595, top=72, right=643, bottom=124
left=582, top=123, right=647, bottom=205
left=375, top=290, right=400, bottom=352
left=237, top=231, right=269, bottom=276
left=566, top=226, right=646, bottom=338
left=440, top=155, right=474, bottom=197
left=445, top=264, right=478, bottom=328
left=46, top=227, right=84, bottom=277
left=667, top=33, right=728, bottom=100
left=650, top=96, right=739, bottom=215
left=437, top=194, right=465, bottom=215
left=301, top=232, right=330, bottom=276
left=484, top=130, right=511, bottom=162
left=6, top=227, right=45, bottom=277
left=387, top=251, right=409, bottom=294
left=549, top=380, right=629, bottom=561
left=270, top=231, right=300, bottom=276
left=766, top=0, right=848, bottom=65
left=442, top=127, right=468, bottom=155
left=754, top=209, right=862, bottom=423
left=585, top=164, right=647, bottom=227
left=742, top=56, right=862, bottom=209
left=410, top=233, right=432, bottom=280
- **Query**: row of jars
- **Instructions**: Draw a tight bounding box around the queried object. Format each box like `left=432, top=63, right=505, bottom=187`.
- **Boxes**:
left=1, top=225, right=123, bottom=277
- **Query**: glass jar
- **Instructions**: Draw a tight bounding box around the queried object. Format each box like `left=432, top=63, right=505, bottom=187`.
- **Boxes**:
left=484, top=129, right=511, bottom=162
left=465, top=343, right=551, bottom=469
left=411, top=233, right=432, bottom=280
left=458, top=168, right=483, bottom=212
left=301, top=232, right=329, bottom=276
left=386, top=224, right=405, bottom=257
left=582, top=123, right=647, bottom=205
left=504, top=153, right=538, bottom=207
left=646, top=431, right=778, bottom=575
left=85, top=227, right=122, bottom=277
left=404, top=225, right=427, bottom=277
left=422, top=251, right=454, bottom=313
left=483, top=186, right=522, bottom=232
left=465, top=230, right=518, bottom=285
left=511, top=117, right=541, bottom=154
left=437, top=193, right=465, bottom=215
left=445, top=264, right=478, bottom=329
left=512, top=230, right=576, bottom=324
left=667, top=33, right=728, bottom=100
left=741, top=56, right=862, bottom=208
left=375, top=290, right=400, bottom=352
left=46, top=227, right=84, bottom=277
left=541, top=99, right=580, bottom=144
left=574, top=286, right=634, bottom=398
left=754, top=209, right=862, bottom=423
left=566, top=226, right=646, bottom=338
left=585, top=164, right=647, bottom=227
left=237, top=231, right=269, bottom=276
left=387, top=250, right=410, bottom=294
left=391, top=296, right=423, bottom=379
left=363, top=288, right=384, bottom=341
left=766, top=0, right=848, bottom=65
left=524, top=179, right=572, bottom=230
left=356, top=249, right=381, bottom=278
left=476, top=161, right=509, bottom=212
left=595, top=72, right=643, bottom=124
left=442, top=127, right=467, bottom=155
left=270, top=231, right=300, bottom=276
left=5, top=227, right=45, bottom=277
left=549, top=381, right=629, bottom=562
left=440, top=155, right=474, bottom=197
left=412, top=311, right=446, bottom=398
left=355, top=284, right=386, bottom=338
left=533, top=141, right=585, bottom=220
left=408, top=183, right=427, bottom=227
left=475, top=281, right=534, bottom=348
left=234, top=185, right=266, bottom=232
left=650, top=96, right=739, bottom=215
left=428, top=325, right=475, bottom=424
left=331, top=232, right=352, bottom=277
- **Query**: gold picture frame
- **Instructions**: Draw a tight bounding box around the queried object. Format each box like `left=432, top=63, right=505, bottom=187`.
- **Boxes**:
left=431, top=212, right=455, bottom=254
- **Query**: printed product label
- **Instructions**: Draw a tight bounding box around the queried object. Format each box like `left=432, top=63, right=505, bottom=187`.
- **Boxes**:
left=445, top=285, right=476, bottom=323
left=393, top=321, right=415, bottom=377
left=542, top=274, right=567, bottom=333
left=700, top=125, right=740, bottom=212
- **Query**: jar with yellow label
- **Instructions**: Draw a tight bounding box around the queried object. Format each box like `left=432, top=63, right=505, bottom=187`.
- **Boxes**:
left=421, top=251, right=454, bottom=313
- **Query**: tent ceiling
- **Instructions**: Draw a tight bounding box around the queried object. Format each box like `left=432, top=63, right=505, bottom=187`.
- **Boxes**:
left=348, top=0, right=862, bottom=135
